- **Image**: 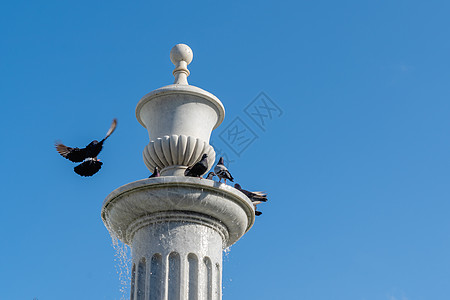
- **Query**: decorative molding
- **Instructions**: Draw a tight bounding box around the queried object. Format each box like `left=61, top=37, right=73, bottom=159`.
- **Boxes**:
left=126, top=211, right=229, bottom=246
left=143, top=135, right=216, bottom=175
left=102, top=177, right=255, bottom=247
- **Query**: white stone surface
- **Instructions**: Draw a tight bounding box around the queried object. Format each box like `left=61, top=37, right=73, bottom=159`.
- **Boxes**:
left=130, top=216, right=224, bottom=300
left=102, top=176, right=255, bottom=247
left=135, top=44, right=225, bottom=175
left=103, top=44, right=255, bottom=300
left=143, top=135, right=216, bottom=176
left=102, top=176, right=255, bottom=300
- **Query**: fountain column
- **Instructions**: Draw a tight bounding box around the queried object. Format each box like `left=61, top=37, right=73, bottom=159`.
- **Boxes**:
left=102, top=44, right=255, bottom=300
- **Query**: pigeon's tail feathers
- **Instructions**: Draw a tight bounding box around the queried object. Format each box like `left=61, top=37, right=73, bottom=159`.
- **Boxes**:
left=74, top=159, right=103, bottom=177
left=55, top=142, right=87, bottom=163
left=250, top=193, right=268, bottom=202
left=252, top=191, right=267, bottom=198
left=224, top=170, right=234, bottom=182
left=103, top=118, right=118, bottom=140
left=233, top=183, right=267, bottom=201
left=251, top=200, right=264, bottom=205
left=214, top=165, right=233, bottom=181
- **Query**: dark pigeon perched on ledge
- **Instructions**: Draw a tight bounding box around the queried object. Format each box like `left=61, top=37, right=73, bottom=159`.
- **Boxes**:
left=185, top=154, right=209, bottom=177
left=234, top=183, right=268, bottom=216
left=149, top=167, right=160, bottom=178
left=234, top=183, right=268, bottom=202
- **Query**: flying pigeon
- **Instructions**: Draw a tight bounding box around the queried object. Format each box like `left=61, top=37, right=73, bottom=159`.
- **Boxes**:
left=206, top=172, right=216, bottom=180
left=55, top=118, right=117, bottom=176
left=234, top=183, right=268, bottom=202
left=185, top=154, right=208, bottom=177
left=149, top=167, right=160, bottom=178
left=214, top=157, right=234, bottom=183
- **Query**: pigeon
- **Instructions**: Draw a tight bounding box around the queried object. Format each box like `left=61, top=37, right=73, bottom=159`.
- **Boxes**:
left=234, top=183, right=267, bottom=216
left=56, top=119, right=117, bottom=162
left=149, top=167, right=160, bottom=178
left=206, top=172, right=216, bottom=180
left=56, top=118, right=117, bottom=176
left=250, top=199, right=264, bottom=216
left=214, top=157, right=234, bottom=183
left=234, top=183, right=268, bottom=202
left=185, top=154, right=208, bottom=177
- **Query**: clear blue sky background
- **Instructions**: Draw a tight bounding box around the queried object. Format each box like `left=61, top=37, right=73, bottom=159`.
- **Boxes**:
left=1, top=1, right=450, bottom=299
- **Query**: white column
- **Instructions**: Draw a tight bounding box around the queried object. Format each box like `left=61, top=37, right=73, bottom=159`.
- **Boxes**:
left=130, top=215, right=224, bottom=300
left=102, top=177, right=255, bottom=300
left=102, top=44, right=255, bottom=300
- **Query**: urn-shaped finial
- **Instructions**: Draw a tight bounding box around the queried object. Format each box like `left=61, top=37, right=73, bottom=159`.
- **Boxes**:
left=136, top=44, right=225, bottom=176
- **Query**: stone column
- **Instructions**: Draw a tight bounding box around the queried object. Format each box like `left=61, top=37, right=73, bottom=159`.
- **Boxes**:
left=102, top=44, right=255, bottom=300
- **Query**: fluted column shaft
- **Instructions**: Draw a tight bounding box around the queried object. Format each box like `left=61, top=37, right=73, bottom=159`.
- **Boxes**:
left=129, top=213, right=224, bottom=300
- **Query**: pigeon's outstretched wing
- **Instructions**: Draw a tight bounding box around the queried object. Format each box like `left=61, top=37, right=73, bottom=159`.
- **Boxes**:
left=56, top=118, right=118, bottom=162
left=103, top=118, right=118, bottom=141
left=185, top=154, right=208, bottom=177
left=85, top=118, right=118, bottom=158
left=214, top=157, right=234, bottom=183
left=55, top=143, right=89, bottom=163
left=74, top=159, right=103, bottom=177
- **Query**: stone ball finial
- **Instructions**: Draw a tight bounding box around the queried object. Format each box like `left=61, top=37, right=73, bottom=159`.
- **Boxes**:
left=170, top=44, right=193, bottom=85
left=170, top=44, right=193, bottom=65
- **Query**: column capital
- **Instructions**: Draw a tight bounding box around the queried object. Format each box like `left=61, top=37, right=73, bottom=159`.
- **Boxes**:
left=102, top=176, right=255, bottom=248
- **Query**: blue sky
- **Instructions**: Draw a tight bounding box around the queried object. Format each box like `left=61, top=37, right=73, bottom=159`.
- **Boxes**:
left=1, top=1, right=450, bottom=299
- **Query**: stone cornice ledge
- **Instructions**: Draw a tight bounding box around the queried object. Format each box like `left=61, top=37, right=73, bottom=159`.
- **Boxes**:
left=102, top=176, right=255, bottom=247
